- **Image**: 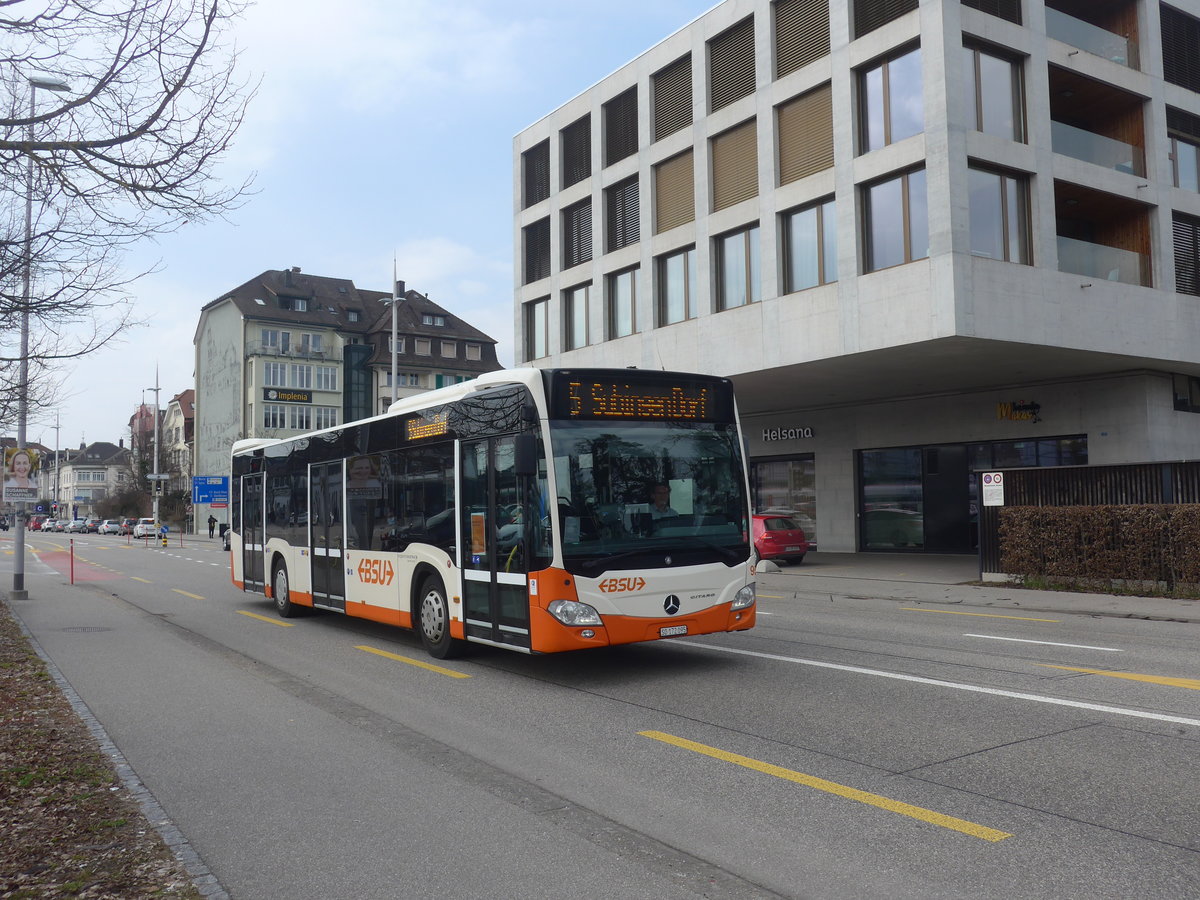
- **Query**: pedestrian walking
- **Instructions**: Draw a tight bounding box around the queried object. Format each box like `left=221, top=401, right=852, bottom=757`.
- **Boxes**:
left=208, top=514, right=217, bottom=538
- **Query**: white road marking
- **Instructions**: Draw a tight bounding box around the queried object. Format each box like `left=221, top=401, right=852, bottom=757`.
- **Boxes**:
left=963, top=634, right=1124, bottom=652
left=677, top=641, right=1200, bottom=728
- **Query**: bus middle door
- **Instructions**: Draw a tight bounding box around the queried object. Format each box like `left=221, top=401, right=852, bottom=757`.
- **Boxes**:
left=460, top=435, right=530, bottom=651
left=240, top=472, right=266, bottom=591
left=309, top=461, right=346, bottom=611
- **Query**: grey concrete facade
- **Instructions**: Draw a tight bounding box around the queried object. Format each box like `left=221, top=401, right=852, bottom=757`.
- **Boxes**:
left=513, top=0, right=1200, bottom=552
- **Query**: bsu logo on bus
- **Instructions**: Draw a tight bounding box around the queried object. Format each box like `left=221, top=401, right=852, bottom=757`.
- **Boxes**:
left=357, top=558, right=394, bottom=586
left=598, top=576, right=646, bottom=593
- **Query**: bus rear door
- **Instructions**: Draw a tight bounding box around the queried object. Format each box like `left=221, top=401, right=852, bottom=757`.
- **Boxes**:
left=309, top=461, right=345, bottom=610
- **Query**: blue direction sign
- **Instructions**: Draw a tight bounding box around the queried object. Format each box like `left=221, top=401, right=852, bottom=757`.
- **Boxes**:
left=192, top=475, right=229, bottom=505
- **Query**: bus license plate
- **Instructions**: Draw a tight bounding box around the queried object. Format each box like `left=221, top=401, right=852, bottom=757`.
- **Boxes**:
left=659, top=624, right=688, bottom=637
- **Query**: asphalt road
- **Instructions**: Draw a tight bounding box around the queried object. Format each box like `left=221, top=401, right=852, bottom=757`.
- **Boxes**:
left=4, top=532, right=1199, bottom=899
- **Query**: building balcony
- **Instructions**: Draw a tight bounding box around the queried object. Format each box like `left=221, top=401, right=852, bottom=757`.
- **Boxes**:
left=1055, top=181, right=1151, bottom=287
left=1051, top=120, right=1143, bottom=176
left=1045, top=6, right=1136, bottom=69
left=1048, top=66, right=1145, bottom=177
left=246, top=342, right=328, bottom=359
left=1057, top=236, right=1148, bottom=286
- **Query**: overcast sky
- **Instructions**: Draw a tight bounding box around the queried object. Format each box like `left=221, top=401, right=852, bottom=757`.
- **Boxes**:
left=39, top=0, right=716, bottom=457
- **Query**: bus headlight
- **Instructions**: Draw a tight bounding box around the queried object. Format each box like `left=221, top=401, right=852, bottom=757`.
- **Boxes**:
left=547, top=599, right=603, bottom=627
left=731, top=583, right=756, bottom=610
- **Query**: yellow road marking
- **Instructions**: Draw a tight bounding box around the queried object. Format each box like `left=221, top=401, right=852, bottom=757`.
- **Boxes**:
left=1038, top=665, right=1200, bottom=690
left=357, top=645, right=471, bottom=679
left=131, top=576, right=152, bottom=583
left=639, top=731, right=1012, bottom=842
left=238, top=610, right=294, bottom=627
left=901, top=607, right=1058, bottom=623
left=172, top=589, right=204, bottom=600
left=757, top=593, right=786, bottom=599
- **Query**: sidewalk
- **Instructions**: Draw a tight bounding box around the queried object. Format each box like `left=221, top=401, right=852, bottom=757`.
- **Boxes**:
left=755, top=551, right=1200, bottom=624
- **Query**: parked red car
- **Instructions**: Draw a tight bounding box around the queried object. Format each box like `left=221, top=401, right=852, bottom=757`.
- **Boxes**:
left=751, top=513, right=808, bottom=565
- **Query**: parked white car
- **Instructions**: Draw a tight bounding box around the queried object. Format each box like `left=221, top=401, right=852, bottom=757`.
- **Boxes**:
left=133, top=517, right=157, bottom=538
left=97, top=519, right=122, bottom=535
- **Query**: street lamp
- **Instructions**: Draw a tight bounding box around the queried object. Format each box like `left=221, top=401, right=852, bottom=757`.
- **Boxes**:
left=146, top=372, right=161, bottom=532
left=11, top=74, right=71, bottom=602
left=381, top=266, right=405, bottom=406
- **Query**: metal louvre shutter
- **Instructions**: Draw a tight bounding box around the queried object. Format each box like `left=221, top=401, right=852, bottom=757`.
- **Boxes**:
left=653, top=55, right=693, bottom=141
left=854, top=0, right=918, bottom=38
left=524, top=218, right=551, bottom=284
left=1162, top=6, right=1200, bottom=93
left=604, top=87, right=639, bottom=167
left=562, top=200, right=592, bottom=269
left=1174, top=212, right=1200, bottom=296
left=654, top=151, right=695, bottom=233
left=1168, top=107, right=1200, bottom=142
left=710, top=17, right=756, bottom=112
left=777, top=83, right=833, bottom=185
left=960, top=0, right=1021, bottom=25
left=522, top=140, right=550, bottom=208
left=775, top=0, right=830, bottom=78
left=606, top=176, right=640, bottom=251
left=561, top=115, right=592, bottom=189
left=711, top=120, right=758, bottom=211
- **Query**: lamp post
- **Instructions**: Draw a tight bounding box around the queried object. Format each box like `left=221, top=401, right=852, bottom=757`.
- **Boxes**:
left=381, top=263, right=405, bottom=406
left=146, top=372, right=161, bottom=531
left=11, top=74, right=71, bottom=601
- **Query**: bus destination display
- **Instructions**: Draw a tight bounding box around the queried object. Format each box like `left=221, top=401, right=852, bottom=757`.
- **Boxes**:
left=551, top=374, right=731, bottom=422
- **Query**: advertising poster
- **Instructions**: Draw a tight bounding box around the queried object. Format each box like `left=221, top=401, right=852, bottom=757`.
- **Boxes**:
left=3, top=447, right=40, bottom=503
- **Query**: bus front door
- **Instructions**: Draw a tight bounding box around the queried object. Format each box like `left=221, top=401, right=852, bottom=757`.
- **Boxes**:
left=461, top=435, right=530, bottom=651
left=309, top=461, right=346, bottom=611
left=241, top=472, right=266, bottom=591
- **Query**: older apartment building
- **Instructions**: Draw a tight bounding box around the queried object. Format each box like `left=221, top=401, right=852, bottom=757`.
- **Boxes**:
left=513, top=0, right=1200, bottom=552
left=193, top=268, right=501, bottom=531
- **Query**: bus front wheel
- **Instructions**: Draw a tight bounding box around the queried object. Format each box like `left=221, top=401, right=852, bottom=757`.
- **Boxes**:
left=273, top=561, right=300, bottom=618
left=417, top=576, right=463, bottom=659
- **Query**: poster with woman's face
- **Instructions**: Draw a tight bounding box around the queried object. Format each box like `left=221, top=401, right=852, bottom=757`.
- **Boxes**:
left=3, top=447, right=39, bottom=502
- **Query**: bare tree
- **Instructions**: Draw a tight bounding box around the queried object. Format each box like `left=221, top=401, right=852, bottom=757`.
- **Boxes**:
left=0, top=0, right=255, bottom=429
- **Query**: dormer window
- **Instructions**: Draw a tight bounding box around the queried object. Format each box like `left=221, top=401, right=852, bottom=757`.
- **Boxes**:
left=421, top=313, right=446, bottom=326
left=348, top=310, right=361, bottom=322
left=294, top=298, right=307, bottom=312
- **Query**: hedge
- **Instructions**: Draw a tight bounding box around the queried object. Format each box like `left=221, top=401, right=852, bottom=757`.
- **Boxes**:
left=999, top=504, right=1200, bottom=593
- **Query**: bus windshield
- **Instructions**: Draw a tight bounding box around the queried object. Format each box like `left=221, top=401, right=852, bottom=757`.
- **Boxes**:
left=548, top=419, right=750, bottom=576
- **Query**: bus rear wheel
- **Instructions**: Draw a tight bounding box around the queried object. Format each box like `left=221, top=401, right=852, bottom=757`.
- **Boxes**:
left=273, top=561, right=300, bottom=618
left=417, top=576, right=463, bottom=659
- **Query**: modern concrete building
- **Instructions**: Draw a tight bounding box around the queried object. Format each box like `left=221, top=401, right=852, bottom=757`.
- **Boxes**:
left=513, top=0, right=1200, bottom=552
left=193, top=269, right=501, bottom=532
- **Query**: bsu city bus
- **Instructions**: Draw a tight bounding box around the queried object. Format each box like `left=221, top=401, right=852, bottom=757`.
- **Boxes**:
left=229, top=368, right=756, bottom=657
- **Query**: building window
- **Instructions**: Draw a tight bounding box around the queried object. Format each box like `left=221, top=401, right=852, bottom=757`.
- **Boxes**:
left=657, top=246, right=697, bottom=325
left=289, top=364, right=313, bottom=389
left=968, top=167, right=1030, bottom=264
left=606, top=176, right=640, bottom=252
left=388, top=336, right=404, bottom=354
left=415, top=338, right=431, bottom=356
left=1162, top=5, right=1200, bottom=94
left=466, top=343, right=481, bottom=361
left=440, top=341, right=456, bottom=358
left=775, top=0, right=830, bottom=78
left=709, top=16, right=755, bottom=112
left=604, top=86, right=638, bottom=167
left=777, top=83, right=833, bottom=185
left=854, top=0, right=918, bottom=38
left=607, top=268, right=637, bottom=338
left=524, top=297, right=549, bottom=360
left=263, top=404, right=285, bottom=429
left=561, top=114, right=591, bottom=189
left=314, top=407, right=338, bottom=430
left=864, top=168, right=928, bottom=272
left=963, top=45, right=1024, bottom=142
left=347, top=310, right=360, bottom=322
left=1168, top=108, right=1200, bottom=191
left=859, top=45, right=923, bottom=153
left=263, top=361, right=286, bottom=387
left=288, top=406, right=311, bottom=431
left=315, top=365, right=338, bottom=391
left=654, top=150, right=695, bottom=233
left=783, top=199, right=837, bottom=292
left=524, top=217, right=551, bottom=284
left=716, top=225, right=761, bottom=310
left=522, top=138, right=550, bottom=208
left=1173, top=211, right=1200, bottom=296
left=711, top=120, right=758, bottom=211
left=422, top=314, right=446, bottom=326
left=652, top=54, right=692, bottom=141
left=261, top=328, right=289, bottom=352
left=298, top=333, right=322, bottom=354
left=564, top=283, right=590, bottom=350
left=294, top=298, right=307, bottom=312
left=961, top=0, right=1020, bottom=25
left=562, top=199, right=593, bottom=269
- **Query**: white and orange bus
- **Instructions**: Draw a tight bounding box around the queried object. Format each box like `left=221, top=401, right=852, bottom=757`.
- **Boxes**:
left=230, top=368, right=756, bottom=657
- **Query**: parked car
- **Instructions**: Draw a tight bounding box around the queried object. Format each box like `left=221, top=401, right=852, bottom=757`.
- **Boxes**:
left=133, top=517, right=157, bottom=538
left=49, top=519, right=66, bottom=532
left=66, top=518, right=88, bottom=533
left=119, top=517, right=137, bottom=535
left=97, top=519, right=122, bottom=535
left=751, top=512, right=809, bottom=565
left=0, top=515, right=8, bottom=531
left=27, top=516, right=45, bottom=531
left=84, top=516, right=102, bottom=533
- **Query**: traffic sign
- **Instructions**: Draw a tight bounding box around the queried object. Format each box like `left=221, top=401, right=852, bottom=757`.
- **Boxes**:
left=192, top=475, right=229, bottom=505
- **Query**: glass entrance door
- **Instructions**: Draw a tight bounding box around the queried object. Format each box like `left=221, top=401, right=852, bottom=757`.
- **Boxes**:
left=309, top=461, right=345, bottom=610
left=240, top=473, right=265, bottom=590
left=460, top=436, right=531, bottom=650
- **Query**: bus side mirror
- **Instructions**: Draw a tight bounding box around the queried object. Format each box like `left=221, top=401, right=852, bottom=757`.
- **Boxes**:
left=514, top=432, right=537, bottom=476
